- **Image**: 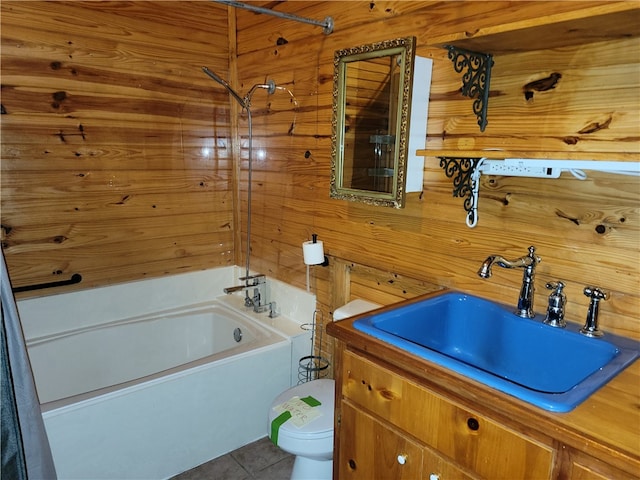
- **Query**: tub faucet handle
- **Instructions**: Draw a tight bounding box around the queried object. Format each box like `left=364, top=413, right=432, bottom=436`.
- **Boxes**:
left=581, top=286, right=609, bottom=338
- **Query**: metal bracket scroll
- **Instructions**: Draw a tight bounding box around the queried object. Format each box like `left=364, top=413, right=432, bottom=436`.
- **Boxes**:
left=439, top=157, right=484, bottom=227
left=445, top=46, right=493, bottom=132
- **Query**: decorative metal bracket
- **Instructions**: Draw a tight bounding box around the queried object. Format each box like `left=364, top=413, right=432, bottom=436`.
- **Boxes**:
left=445, top=46, right=493, bottom=132
left=439, top=157, right=483, bottom=226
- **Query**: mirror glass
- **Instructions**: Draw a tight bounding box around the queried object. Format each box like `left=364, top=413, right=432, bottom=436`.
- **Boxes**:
left=330, top=37, right=416, bottom=208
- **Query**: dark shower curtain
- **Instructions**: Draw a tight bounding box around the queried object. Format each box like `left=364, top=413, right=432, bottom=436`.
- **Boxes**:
left=1, top=251, right=57, bottom=479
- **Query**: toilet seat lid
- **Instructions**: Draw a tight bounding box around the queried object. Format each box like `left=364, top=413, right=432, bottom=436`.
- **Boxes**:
left=269, top=379, right=335, bottom=435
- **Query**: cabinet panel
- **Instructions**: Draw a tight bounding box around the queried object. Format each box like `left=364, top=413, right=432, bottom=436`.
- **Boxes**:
left=567, top=449, right=639, bottom=480
left=570, top=464, right=613, bottom=480
left=342, top=350, right=554, bottom=479
left=339, top=401, right=423, bottom=480
left=422, top=447, right=478, bottom=480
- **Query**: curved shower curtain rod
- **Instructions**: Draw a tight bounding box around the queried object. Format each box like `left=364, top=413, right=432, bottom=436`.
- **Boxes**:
left=212, top=0, right=334, bottom=34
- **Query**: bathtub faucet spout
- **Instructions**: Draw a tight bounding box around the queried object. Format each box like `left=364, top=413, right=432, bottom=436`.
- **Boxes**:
left=223, top=274, right=274, bottom=315
left=222, top=285, right=249, bottom=294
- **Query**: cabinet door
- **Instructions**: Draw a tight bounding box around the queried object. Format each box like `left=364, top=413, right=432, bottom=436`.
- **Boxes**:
left=339, top=401, right=423, bottom=480
left=423, top=447, right=478, bottom=480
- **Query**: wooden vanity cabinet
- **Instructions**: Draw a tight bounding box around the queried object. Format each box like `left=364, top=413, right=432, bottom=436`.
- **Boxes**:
left=336, top=350, right=555, bottom=479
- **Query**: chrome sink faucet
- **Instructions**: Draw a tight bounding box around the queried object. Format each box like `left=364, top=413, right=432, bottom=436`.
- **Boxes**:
left=478, top=246, right=541, bottom=318
left=224, top=274, right=273, bottom=314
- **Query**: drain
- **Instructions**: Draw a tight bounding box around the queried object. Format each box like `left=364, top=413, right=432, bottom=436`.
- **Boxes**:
left=233, top=327, right=243, bottom=342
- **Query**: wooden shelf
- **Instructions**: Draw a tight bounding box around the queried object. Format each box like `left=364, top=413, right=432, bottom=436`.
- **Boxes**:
left=417, top=150, right=640, bottom=161
left=428, top=3, right=640, bottom=55
left=428, top=3, right=640, bottom=133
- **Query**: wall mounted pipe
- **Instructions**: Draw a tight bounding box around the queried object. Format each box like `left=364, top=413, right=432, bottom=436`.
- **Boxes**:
left=212, top=0, right=334, bottom=34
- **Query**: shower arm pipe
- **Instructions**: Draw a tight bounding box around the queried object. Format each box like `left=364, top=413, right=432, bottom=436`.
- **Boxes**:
left=212, top=0, right=334, bottom=34
left=244, top=80, right=276, bottom=107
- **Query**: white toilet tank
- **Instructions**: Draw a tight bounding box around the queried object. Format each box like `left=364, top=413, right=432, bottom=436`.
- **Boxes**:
left=333, top=299, right=381, bottom=321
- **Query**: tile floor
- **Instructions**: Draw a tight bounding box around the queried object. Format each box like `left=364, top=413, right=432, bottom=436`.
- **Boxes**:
left=171, top=437, right=294, bottom=480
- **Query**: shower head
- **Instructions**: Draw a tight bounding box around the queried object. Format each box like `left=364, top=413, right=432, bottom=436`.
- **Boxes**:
left=201, top=66, right=226, bottom=86
left=202, top=66, right=247, bottom=108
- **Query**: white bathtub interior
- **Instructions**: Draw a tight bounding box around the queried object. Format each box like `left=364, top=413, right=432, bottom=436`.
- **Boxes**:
left=28, top=303, right=282, bottom=406
left=17, top=266, right=317, bottom=479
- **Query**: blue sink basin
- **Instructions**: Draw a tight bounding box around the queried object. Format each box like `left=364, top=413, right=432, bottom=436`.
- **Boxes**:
left=353, top=291, right=640, bottom=412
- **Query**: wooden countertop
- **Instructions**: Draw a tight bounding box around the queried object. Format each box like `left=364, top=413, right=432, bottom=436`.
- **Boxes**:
left=327, top=311, right=640, bottom=475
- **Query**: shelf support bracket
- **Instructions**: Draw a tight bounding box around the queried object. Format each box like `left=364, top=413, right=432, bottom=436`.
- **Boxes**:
left=444, top=46, right=493, bottom=132
left=439, top=156, right=483, bottom=227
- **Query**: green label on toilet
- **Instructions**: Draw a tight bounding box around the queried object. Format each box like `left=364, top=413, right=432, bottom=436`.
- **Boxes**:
left=269, top=395, right=322, bottom=446
left=270, top=411, right=292, bottom=446
left=301, top=395, right=321, bottom=407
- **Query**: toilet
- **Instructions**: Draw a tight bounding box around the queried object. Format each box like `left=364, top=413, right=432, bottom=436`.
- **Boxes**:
left=268, top=299, right=380, bottom=480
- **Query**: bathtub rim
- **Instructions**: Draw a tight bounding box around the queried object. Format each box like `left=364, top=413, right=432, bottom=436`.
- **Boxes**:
left=41, top=339, right=289, bottom=415
left=35, top=300, right=292, bottom=412
left=29, top=301, right=270, bottom=344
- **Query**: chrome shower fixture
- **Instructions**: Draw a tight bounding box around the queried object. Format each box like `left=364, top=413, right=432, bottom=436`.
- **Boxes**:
left=201, top=66, right=280, bottom=288
left=202, top=67, right=276, bottom=109
left=244, top=79, right=276, bottom=106
left=202, top=66, right=298, bottom=289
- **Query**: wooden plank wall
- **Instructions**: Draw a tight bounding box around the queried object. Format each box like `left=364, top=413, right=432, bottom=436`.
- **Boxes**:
left=1, top=1, right=235, bottom=295
left=1, top=2, right=638, bottom=372
left=232, top=0, right=640, bottom=367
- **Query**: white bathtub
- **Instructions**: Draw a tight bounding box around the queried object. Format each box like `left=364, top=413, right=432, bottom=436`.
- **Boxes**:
left=19, top=268, right=315, bottom=480
left=29, top=303, right=283, bottom=406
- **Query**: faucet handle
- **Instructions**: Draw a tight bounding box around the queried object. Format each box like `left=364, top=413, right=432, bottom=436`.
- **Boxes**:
left=527, top=245, right=541, bottom=264
left=581, top=286, right=609, bottom=337
left=545, top=281, right=565, bottom=292
left=544, top=281, right=566, bottom=328
left=583, top=286, right=609, bottom=301
left=268, top=301, right=279, bottom=318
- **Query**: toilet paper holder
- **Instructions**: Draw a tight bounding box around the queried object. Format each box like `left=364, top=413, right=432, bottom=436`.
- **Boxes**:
left=303, top=234, right=329, bottom=267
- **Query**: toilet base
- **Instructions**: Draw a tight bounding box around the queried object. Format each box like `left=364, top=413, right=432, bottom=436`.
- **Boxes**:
left=290, top=456, right=332, bottom=480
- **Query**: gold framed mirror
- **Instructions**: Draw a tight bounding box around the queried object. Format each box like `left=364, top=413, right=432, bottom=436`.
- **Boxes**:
left=330, top=37, right=416, bottom=208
